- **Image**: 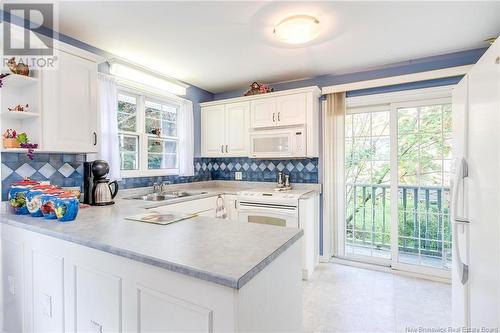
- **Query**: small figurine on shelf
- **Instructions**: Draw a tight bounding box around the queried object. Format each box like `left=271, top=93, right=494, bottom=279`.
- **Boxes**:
left=244, top=82, right=274, bottom=96
left=7, top=57, right=29, bottom=76
left=8, top=104, right=29, bottom=112
left=2, top=129, right=20, bottom=148
left=151, top=127, right=161, bottom=137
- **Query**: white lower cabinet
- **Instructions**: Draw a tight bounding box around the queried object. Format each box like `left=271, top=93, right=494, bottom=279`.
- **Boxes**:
left=137, top=286, right=212, bottom=332
left=74, top=267, right=122, bottom=333
left=1, top=223, right=302, bottom=333
left=32, top=251, right=65, bottom=332
left=2, top=237, right=24, bottom=333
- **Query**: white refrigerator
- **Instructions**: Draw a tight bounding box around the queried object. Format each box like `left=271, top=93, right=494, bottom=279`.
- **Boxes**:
left=451, top=37, right=500, bottom=329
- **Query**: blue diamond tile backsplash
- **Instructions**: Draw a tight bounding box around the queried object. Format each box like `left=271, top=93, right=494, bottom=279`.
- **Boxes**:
left=1, top=152, right=85, bottom=201
left=207, top=157, right=319, bottom=183
left=1, top=154, right=319, bottom=200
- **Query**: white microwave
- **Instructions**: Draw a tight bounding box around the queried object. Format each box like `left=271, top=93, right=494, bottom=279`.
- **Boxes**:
left=249, top=126, right=306, bottom=158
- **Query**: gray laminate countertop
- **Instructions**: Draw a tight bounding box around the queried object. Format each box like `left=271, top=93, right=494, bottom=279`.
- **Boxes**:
left=0, top=194, right=303, bottom=289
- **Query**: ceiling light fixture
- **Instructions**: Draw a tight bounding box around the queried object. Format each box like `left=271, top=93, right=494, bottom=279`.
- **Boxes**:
left=273, top=15, right=320, bottom=45
left=109, top=60, right=187, bottom=96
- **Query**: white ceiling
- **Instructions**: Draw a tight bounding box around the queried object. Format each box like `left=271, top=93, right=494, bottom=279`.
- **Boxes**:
left=57, top=1, right=500, bottom=93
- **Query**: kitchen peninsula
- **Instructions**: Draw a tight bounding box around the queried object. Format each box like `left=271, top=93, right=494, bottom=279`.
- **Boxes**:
left=0, top=190, right=304, bottom=332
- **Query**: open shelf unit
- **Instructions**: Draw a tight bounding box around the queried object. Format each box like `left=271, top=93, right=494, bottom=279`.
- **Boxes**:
left=1, top=71, right=41, bottom=149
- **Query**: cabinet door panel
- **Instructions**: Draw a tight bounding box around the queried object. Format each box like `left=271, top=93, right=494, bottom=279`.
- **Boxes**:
left=276, top=93, right=306, bottom=126
left=42, top=50, right=97, bottom=152
left=201, top=105, right=226, bottom=156
left=74, top=266, right=121, bottom=333
left=137, top=287, right=213, bottom=333
left=32, top=251, right=65, bottom=333
left=250, top=98, right=276, bottom=128
left=2, top=238, right=24, bottom=333
left=226, top=102, right=249, bottom=156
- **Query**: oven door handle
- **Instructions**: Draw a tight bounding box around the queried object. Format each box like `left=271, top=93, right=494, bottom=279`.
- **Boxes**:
left=237, top=206, right=298, bottom=218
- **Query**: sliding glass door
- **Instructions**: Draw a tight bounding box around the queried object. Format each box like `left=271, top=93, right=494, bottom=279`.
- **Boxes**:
left=339, top=93, right=452, bottom=274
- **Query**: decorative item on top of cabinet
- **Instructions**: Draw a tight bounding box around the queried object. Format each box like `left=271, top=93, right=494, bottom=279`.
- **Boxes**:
left=244, top=82, right=274, bottom=96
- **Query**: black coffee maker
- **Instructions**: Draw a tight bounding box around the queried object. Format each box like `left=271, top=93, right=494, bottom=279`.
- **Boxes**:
left=83, top=160, right=119, bottom=205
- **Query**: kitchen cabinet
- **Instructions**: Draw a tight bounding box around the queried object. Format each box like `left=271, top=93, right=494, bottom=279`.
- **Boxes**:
left=250, top=93, right=306, bottom=128
left=41, top=50, right=98, bottom=152
left=250, top=98, right=276, bottom=128
left=276, top=93, right=306, bottom=127
left=201, top=86, right=320, bottom=158
left=201, top=102, right=249, bottom=157
left=226, top=102, right=249, bottom=155
left=154, top=196, right=218, bottom=217
left=201, top=105, right=226, bottom=156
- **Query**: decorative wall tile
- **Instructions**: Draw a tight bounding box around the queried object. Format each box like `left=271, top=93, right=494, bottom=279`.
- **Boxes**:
left=1, top=153, right=319, bottom=199
left=1, top=153, right=85, bottom=201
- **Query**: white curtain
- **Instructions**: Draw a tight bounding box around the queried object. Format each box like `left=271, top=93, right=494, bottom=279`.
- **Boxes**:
left=97, top=73, right=121, bottom=181
left=177, top=99, right=194, bottom=176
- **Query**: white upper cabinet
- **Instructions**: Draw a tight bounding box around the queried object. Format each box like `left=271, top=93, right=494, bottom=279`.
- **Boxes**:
left=41, top=50, right=98, bottom=152
left=250, top=98, right=276, bottom=128
left=276, top=93, right=306, bottom=126
left=201, top=86, right=320, bottom=158
left=226, top=102, right=249, bottom=155
left=201, top=102, right=249, bottom=157
left=201, top=105, right=226, bottom=156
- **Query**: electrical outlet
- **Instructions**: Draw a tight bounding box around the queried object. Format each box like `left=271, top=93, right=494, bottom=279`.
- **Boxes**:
left=235, top=171, right=242, bottom=180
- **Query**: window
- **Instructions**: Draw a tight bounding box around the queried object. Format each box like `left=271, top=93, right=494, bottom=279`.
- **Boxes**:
left=117, top=88, right=180, bottom=176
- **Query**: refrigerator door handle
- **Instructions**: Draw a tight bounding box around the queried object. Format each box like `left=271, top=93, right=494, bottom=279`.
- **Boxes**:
left=452, top=158, right=469, bottom=224
left=452, top=157, right=469, bottom=285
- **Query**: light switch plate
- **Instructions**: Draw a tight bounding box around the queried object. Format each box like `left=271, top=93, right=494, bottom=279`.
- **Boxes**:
left=7, top=275, right=15, bottom=295
left=42, top=293, right=53, bottom=317
left=235, top=171, right=242, bottom=180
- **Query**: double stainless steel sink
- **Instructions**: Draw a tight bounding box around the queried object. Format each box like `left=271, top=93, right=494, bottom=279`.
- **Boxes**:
left=125, top=191, right=208, bottom=202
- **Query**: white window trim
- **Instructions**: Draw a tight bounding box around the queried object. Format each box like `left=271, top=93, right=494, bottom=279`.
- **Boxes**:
left=117, top=85, right=182, bottom=178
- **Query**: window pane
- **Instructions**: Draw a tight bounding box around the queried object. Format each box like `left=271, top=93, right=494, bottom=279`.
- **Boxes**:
left=117, top=93, right=137, bottom=132
left=145, top=100, right=178, bottom=137
left=118, top=134, right=139, bottom=170
left=147, top=138, right=177, bottom=169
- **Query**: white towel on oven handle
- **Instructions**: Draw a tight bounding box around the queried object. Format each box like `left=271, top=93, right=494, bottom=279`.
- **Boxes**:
left=215, top=195, right=227, bottom=219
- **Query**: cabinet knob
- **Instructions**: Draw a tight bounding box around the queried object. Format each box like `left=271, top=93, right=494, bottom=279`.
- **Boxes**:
left=225, top=145, right=228, bottom=153
left=278, top=112, right=280, bottom=122
left=273, top=113, right=275, bottom=122
left=221, top=145, right=224, bottom=153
